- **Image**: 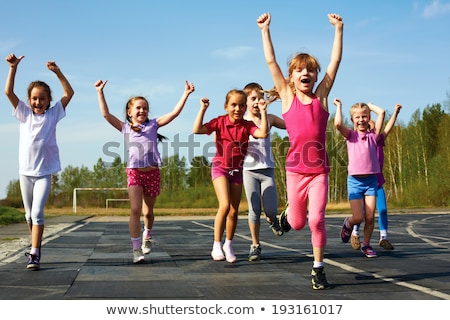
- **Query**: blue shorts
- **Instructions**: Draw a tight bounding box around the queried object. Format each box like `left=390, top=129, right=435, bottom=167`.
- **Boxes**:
left=347, top=175, right=378, bottom=200
left=211, top=165, right=243, bottom=184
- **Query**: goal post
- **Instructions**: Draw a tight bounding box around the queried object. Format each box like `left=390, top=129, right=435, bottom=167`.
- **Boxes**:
left=73, top=187, right=128, bottom=213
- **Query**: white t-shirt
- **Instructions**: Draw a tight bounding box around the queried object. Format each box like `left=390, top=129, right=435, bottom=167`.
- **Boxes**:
left=243, top=121, right=275, bottom=171
left=13, top=100, right=66, bottom=176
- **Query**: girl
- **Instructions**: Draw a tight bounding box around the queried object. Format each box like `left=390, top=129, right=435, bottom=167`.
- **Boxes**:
left=242, top=82, right=286, bottom=262
left=4, top=53, right=74, bottom=269
left=193, top=90, right=268, bottom=263
left=95, top=79, right=195, bottom=263
left=334, top=98, right=385, bottom=258
left=257, top=12, right=343, bottom=289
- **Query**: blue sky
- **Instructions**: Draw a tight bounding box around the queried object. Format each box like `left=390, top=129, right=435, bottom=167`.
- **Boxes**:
left=0, top=0, right=449, bottom=199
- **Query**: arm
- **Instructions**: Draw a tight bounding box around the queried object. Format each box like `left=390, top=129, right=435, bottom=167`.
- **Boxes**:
left=157, top=80, right=195, bottom=127
left=333, top=98, right=350, bottom=138
left=94, top=80, right=123, bottom=131
left=383, top=104, right=402, bottom=138
left=368, top=102, right=386, bottom=135
left=253, top=100, right=269, bottom=138
left=4, top=54, right=24, bottom=109
left=257, top=13, right=293, bottom=113
left=193, top=98, right=210, bottom=134
left=268, top=113, right=286, bottom=130
left=315, top=14, right=344, bottom=112
left=47, top=61, right=74, bottom=109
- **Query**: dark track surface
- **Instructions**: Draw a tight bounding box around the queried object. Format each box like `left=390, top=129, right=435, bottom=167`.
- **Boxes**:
left=0, top=210, right=449, bottom=300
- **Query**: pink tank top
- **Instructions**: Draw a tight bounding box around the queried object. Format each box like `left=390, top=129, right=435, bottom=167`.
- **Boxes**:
left=283, top=96, right=330, bottom=174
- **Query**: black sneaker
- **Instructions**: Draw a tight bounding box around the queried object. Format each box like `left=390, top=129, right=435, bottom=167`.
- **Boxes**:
left=278, top=207, right=291, bottom=233
left=268, top=217, right=284, bottom=236
left=248, top=244, right=261, bottom=262
left=311, top=267, right=331, bottom=290
left=26, top=253, right=40, bottom=270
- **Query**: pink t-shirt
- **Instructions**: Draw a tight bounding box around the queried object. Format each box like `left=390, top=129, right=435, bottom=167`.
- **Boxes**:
left=346, top=129, right=380, bottom=176
left=204, top=115, right=258, bottom=170
left=283, top=96, right=330, bottom=174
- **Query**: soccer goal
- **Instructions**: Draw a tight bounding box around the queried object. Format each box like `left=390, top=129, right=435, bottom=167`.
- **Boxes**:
left=72, top=187, right=128, bottom=213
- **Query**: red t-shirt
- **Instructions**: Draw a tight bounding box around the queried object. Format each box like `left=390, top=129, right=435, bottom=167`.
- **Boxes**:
left=204, top=115, right=258, bottom=169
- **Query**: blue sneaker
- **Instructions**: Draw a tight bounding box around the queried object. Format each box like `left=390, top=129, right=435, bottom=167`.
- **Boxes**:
left=26, top=253, right=40, bottom=270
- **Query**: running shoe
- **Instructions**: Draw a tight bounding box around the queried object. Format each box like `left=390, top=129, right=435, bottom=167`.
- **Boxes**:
left=141, top=238, right=153, bottom=254
left=223, top=245, right=237, bottom=263
left=211, top=246, right=225, bottom=261
left=278, top=207, right=291, bottom=233
left=268, top=218, right=284, bottom=236
left=311, top=267, right=331, bottom=290
left=133, top=249, right=145, bottom=264
left=340, top=217, right=352, bottom=243
left=351, top=234, right=361, bottom=250
left=379, top=239, right=394, bottom=250
left=26, top=253, right=40, bottom=270
left=248, top=244, right=262, bottom=262
left=361, top=245, right=378, bottom=258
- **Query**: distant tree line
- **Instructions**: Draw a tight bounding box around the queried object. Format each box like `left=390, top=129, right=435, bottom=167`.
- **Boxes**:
left=2, top=102, right=449, bottom=209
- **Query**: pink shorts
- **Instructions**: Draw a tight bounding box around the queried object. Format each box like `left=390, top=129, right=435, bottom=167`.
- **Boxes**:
left=211, top=165, right=243, bottom=184
left=126, top=168, right=161, bottom=197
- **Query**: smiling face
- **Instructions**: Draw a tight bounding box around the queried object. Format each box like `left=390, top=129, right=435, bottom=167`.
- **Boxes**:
left=224, top=90, right=247, bottom=123
left=289, top=53, right=320, bottom=94
left=127, top=97, right=149, bottom=125
left=350, top=103, right=371, bottom=132
left=28, top=86, right=51, bottom=114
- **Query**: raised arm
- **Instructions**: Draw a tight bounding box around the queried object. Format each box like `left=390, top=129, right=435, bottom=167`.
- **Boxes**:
left=333, top=98, right=350, bottom=138
left=193, top=98, right=210, bottom=134
left=94, top=80, right=123, bottom=131
left=4, top=54, right=24, bottom=109
left=383, top=104, right=402, bottom=138
left=316, top=14, right=344, bottom=111
left=368, top=102, right=386, bottom=135
left=157, top=80, right=195, bottom=127
left=47, top=61, right=74, bottom=109
left=257, top=13, right=292, bottom=112
left=253, top=100, right=269, bottom=139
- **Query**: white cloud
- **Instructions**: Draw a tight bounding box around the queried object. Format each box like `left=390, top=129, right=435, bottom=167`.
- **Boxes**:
left=421, top=0, right=450, bottom=18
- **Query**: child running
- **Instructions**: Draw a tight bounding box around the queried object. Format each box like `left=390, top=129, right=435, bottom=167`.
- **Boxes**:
left=351, top=104, right=402, bottom=250
left=242, top=82, right=286, bottom=261
left=257, top=12, right=343, bottom=289
left=95, top=79, right=195, bottom=263
left=334, top=98, right=385, bottom=258
left=4, top=53, right=74, bottom=269
left=193, top=90, right=268, bottom=263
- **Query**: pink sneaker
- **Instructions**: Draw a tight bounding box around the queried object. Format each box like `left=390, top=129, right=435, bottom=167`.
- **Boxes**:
left=361, top=245, right=378, bottom=258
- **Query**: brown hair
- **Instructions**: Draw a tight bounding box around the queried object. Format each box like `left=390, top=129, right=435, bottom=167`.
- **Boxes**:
left=27, top=81, right=52, bottom=109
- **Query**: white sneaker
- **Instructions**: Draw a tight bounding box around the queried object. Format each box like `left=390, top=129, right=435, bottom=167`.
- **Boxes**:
left=133, top=249, right=144, bottom=264
left=141, top=238, right=153, bottom=255
left=223, top=245, right=237, bottom=263
left=211, top=246, right=225, bottom=261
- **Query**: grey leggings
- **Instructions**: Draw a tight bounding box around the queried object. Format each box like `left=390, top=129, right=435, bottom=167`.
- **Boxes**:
left=243, top=168, right=279, bottom=224
left=19, top=174, right=51, bottom=225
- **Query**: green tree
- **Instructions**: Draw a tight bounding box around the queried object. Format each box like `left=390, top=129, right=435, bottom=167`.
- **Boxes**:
left=186, top=156, right=211, bottom=188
